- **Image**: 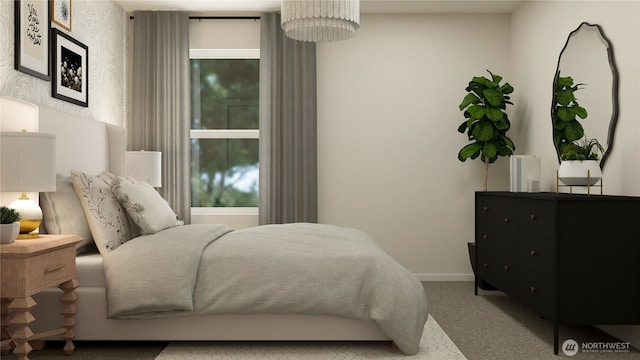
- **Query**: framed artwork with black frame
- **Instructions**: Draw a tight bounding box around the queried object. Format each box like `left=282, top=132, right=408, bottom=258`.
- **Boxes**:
left=14, top=0, right=51, bottom=80
left=51, top=28, right=88, bottom=107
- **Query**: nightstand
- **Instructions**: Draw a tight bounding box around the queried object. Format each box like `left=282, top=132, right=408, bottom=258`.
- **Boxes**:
left=0, top=234, right=82, bottom=360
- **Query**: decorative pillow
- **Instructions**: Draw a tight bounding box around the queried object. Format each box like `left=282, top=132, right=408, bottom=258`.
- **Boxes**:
left=112, top=176, right=182, bottom=235
left=40, top=174, right=95, bottom=254
left=71, top=170, right=133, bottom=255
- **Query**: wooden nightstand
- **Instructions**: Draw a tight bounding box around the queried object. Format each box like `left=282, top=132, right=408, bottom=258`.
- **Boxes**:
left=0, top=234, right=82, bottom=360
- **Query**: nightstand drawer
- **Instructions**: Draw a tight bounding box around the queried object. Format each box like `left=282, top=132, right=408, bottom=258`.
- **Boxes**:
left=28, top=246, right=76, bottom=293
left=2, top=245, right=77, bottom=297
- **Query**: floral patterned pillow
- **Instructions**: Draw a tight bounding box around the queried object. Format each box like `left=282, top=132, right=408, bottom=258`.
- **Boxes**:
left=71, top=170, right=133, bottom=255
left=112, top=176, right=182, bottom=235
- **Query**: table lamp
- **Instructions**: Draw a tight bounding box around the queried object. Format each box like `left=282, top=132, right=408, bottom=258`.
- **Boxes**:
left=1, top=131, right=56, bottom=238
left=125, top=150, right=162, bottom=187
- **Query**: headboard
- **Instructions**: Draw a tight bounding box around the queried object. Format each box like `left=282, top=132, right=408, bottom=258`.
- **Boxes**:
left=38, top=107, right=125, bottom=176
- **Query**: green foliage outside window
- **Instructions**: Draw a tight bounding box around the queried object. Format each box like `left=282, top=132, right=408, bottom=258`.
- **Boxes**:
left=191, top=59, right=259, bottom=207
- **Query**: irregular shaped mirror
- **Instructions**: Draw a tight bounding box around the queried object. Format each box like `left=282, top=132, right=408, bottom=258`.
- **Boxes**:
left=552, top=22, right=619, bottom=169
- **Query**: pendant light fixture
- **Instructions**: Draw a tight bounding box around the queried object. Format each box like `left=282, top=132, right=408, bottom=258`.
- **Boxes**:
left=281, top=0, right=360, bottom=42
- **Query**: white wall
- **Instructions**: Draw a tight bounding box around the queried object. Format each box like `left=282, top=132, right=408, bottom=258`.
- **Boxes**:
left=317, top=13, right=511, bottom=279
left=0, top=0, right=128, bottom=127
left=511, top=0, right=640, bottom=348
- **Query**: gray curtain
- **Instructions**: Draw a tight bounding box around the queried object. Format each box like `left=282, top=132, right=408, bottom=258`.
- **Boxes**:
left=259, top=13, right=318, bottom=225
left=129, top=11, right=191, bottom=224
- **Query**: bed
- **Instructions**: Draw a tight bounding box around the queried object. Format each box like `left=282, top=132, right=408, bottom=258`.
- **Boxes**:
left=30, top=106, right=428, bottom=355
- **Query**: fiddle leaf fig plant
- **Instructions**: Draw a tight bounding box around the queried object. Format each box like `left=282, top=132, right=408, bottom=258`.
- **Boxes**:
left=457, top=70, right=515, bottom=191
left=552, top=71, right=588, bottom=156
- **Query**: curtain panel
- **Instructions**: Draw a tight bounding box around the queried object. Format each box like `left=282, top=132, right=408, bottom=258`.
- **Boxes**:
left=129, top=11, right=191, bottom=224
left=259, top=13, right=318, bottom=225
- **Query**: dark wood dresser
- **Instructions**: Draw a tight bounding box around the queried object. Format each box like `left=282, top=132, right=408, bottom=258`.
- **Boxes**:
left=474, top=191, right=640, bottom=354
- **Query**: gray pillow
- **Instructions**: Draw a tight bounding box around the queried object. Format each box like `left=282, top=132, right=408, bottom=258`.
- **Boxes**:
left=112, top=176, right=182, bottom=235
left=40, top=174, right=94, bottom=254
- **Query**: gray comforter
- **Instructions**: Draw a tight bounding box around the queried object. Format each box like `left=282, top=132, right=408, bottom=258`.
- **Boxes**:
left=102, top=223, right=428, bottom=354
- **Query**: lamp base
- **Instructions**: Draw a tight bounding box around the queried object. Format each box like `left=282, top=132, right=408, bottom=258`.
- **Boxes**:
left=17, top=233, right=41, bottom=239
left=10, top=195, right=44, bottom=240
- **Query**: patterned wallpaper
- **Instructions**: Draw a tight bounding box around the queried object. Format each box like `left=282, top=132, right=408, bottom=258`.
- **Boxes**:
left=0, top=0, right=128, bottom=127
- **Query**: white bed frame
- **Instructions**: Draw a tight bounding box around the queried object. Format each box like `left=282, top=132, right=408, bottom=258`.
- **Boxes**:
left=31, top=107, right=389, bottom=342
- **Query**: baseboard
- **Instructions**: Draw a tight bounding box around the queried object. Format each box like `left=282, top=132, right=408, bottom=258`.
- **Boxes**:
left=596, top=325, right=640, bottom=350
left=414, top=274, right=474, bottom=282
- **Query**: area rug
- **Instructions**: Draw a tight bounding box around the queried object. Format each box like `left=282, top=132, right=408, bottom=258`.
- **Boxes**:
left=154, top=315, right=467, bottom=359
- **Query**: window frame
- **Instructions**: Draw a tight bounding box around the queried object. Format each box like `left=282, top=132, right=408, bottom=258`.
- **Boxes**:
left=190, top=48, right=260, bottom=216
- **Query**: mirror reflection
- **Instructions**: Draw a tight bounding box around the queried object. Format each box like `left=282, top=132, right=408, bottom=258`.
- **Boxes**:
left=552, top=22, right=619, bottom=169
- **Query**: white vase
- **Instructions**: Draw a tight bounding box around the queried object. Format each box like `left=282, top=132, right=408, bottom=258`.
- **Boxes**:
left=0, top=222, right=20, bottom=244
left=558, top=160, right=602, bottom=186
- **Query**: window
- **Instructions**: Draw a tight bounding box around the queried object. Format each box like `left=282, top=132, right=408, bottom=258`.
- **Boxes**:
left=190, top=49, right=259, bottom=210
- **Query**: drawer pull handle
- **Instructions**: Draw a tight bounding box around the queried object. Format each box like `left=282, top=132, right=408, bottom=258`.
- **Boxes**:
left=530, top=213, right=537, bottom=220
left=530, top=287, right=537, bottom=293
left=46, top=264, right=65, bottom=273
left=483, top=234, right=489, bottom=240
left=530, top=250, right=537, bottom=257
left=504, top=265, right=510, bottom=271
left=483, top=262, right=489, bottom=268
left=483, top=206, right=489, bottom=212
left=504, top=217, right=510, bottom=223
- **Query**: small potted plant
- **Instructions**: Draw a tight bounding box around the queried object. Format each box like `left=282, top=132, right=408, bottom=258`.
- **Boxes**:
left=0, top=206, right=21, bottom=244
left=558, top=137, right=604, bottom=186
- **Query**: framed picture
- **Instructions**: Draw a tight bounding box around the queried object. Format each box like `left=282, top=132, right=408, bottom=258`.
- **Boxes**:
left=14, top=0, right=51, bottom=80
left=51, top=0, right=71, bottom=31
left=52, top=28, right=88, bottom=107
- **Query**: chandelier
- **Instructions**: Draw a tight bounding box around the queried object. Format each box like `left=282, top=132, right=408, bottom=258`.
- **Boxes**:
left=281, top=0, right=360, bottom=42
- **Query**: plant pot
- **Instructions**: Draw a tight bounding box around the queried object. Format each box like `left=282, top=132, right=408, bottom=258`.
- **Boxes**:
left=0, top=222, right=20, bottom=244
left=558, top=160, right=602, bottom=186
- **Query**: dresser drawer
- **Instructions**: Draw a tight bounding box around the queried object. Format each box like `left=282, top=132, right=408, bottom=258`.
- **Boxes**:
left=519, top=233, right=554, bottom=275
left=476, top=195, right=518, bottom=226
left=519, top=270, right=554, bottom=319
left=477, top=251, right=518, bottom=294
left=518, top=199, right=554, bottom=237
left=476, top=222, right=512, bottom=251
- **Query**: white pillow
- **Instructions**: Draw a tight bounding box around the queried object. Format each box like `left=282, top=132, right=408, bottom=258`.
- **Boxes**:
left=40, top=174, right=94, bottom=254
left=71, top=170, right=133, bottom=255
left=112, top=176, right=182, bottom=235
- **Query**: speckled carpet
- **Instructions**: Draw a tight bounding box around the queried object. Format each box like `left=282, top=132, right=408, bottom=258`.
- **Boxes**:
left=154, top=315, right=465, bottom=359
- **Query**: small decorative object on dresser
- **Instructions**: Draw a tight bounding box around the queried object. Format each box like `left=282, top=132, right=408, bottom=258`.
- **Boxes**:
left=0, top=234, right=82, bottom=359
left=0, top=207, right=21, bottom=244
left=474, top=191, right=640, bottom=355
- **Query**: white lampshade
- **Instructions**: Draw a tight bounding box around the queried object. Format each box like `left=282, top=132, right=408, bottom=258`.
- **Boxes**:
left=281, top=0, right=360, bottom=42
left=1, top=132, right=56, bottom=192
left=1, top=131, right=57, bottom=238
left=125, top=151, right=162, bottom=187
left=0, top=96, right=39, bottom=132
